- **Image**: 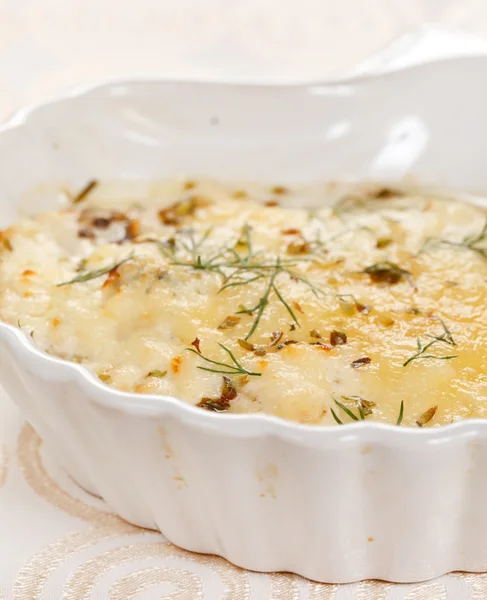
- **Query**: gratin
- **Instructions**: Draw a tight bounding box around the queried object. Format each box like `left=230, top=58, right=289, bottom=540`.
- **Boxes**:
left=1, top=179, right=486, bottom=426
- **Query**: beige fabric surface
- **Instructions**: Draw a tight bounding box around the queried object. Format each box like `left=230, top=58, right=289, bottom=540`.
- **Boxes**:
left=2, top=2, right=487, bottom=598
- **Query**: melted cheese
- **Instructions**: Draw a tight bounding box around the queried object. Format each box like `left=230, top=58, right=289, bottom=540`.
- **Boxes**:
left=1, top=179, right=487, bottom=427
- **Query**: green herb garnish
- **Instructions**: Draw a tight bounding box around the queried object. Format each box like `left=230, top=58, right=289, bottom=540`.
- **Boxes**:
left=187, top=343, right=261, bottom=377
left=333, top=397, right=361, bottom=421
left=146, top=370, right=167, bottom=378
left=330, top=395, right=375, bottom=423
left=345, top=395, right=376, bottom=416
left=419, top=218, right=487, bottom=259
left=57, top=255, right=132, bottom=287
left=236, top=260, right=300, bottom=339
left=331, top=395, right=401, bottom=425
left=396, top=400, right=404, bottom=426
left=163, top=225, right=326, bottom=339
left=403, top=319, right=458, bottom=367
left=462, top=219, right=487, bottom=257
left=71, top=179, right=98, bottom=204
left=330, top=407, right=344, bottom=424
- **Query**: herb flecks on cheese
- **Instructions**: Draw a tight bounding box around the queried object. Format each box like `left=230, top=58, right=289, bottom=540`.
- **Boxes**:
left=2, top=179, right=487, bottom=427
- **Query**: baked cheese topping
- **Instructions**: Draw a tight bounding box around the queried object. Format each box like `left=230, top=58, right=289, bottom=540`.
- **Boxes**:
left=1, top=179, right=487, bottom=427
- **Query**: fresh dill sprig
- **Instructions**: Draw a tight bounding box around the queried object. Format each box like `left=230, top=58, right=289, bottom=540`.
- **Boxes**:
left=236, top=260, right=301, bottom=340
left=418, top=218, right=487, bottom=259
left=333, top=397, right=362, bottom=421
left=184, top=227, right=214, bottom=258
left=236, top=223, right=254, bottom=265
left=162, top=224, right=327, bottom=339
left=425, top=317, right=456, bottom=346
left=331, top=396, right=404, bottom=426
left=220, top=260, right=328, bottom=339
left=162, top=223, right=252, bottom=273
left=219, top=273, right=266, bottom=293
left=402, top=319, right=458, bottom=367
left=187, top=343, right=261, bottom=377
left=283, top=271, right=327, bottom=298
left=462, top=218, right=487, bottom=257
left=330, top=406, right=344, bottom=424
left=396, top=400, right=404, bottom=426
left=57, top=254, right=133, bottom=287
left=330, top=395, right=371, bottom=423
left=167, top=242, right=240, bottom=277
left=71, top=179, right=98, bottom=204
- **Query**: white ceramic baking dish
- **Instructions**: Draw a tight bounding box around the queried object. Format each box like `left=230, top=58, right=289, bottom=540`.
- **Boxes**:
left=3, top=52, right=487, bottom=584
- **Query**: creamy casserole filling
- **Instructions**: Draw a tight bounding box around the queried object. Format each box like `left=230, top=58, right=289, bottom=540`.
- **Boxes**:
left=1, top=179, right=486, bottom=426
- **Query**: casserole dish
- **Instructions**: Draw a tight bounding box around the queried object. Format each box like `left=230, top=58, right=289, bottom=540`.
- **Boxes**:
left=3, top=56, right=487, bottom=583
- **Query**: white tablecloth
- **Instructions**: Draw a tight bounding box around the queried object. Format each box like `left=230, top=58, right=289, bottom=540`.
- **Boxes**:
left=2, top=3, right=487, bottom=598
